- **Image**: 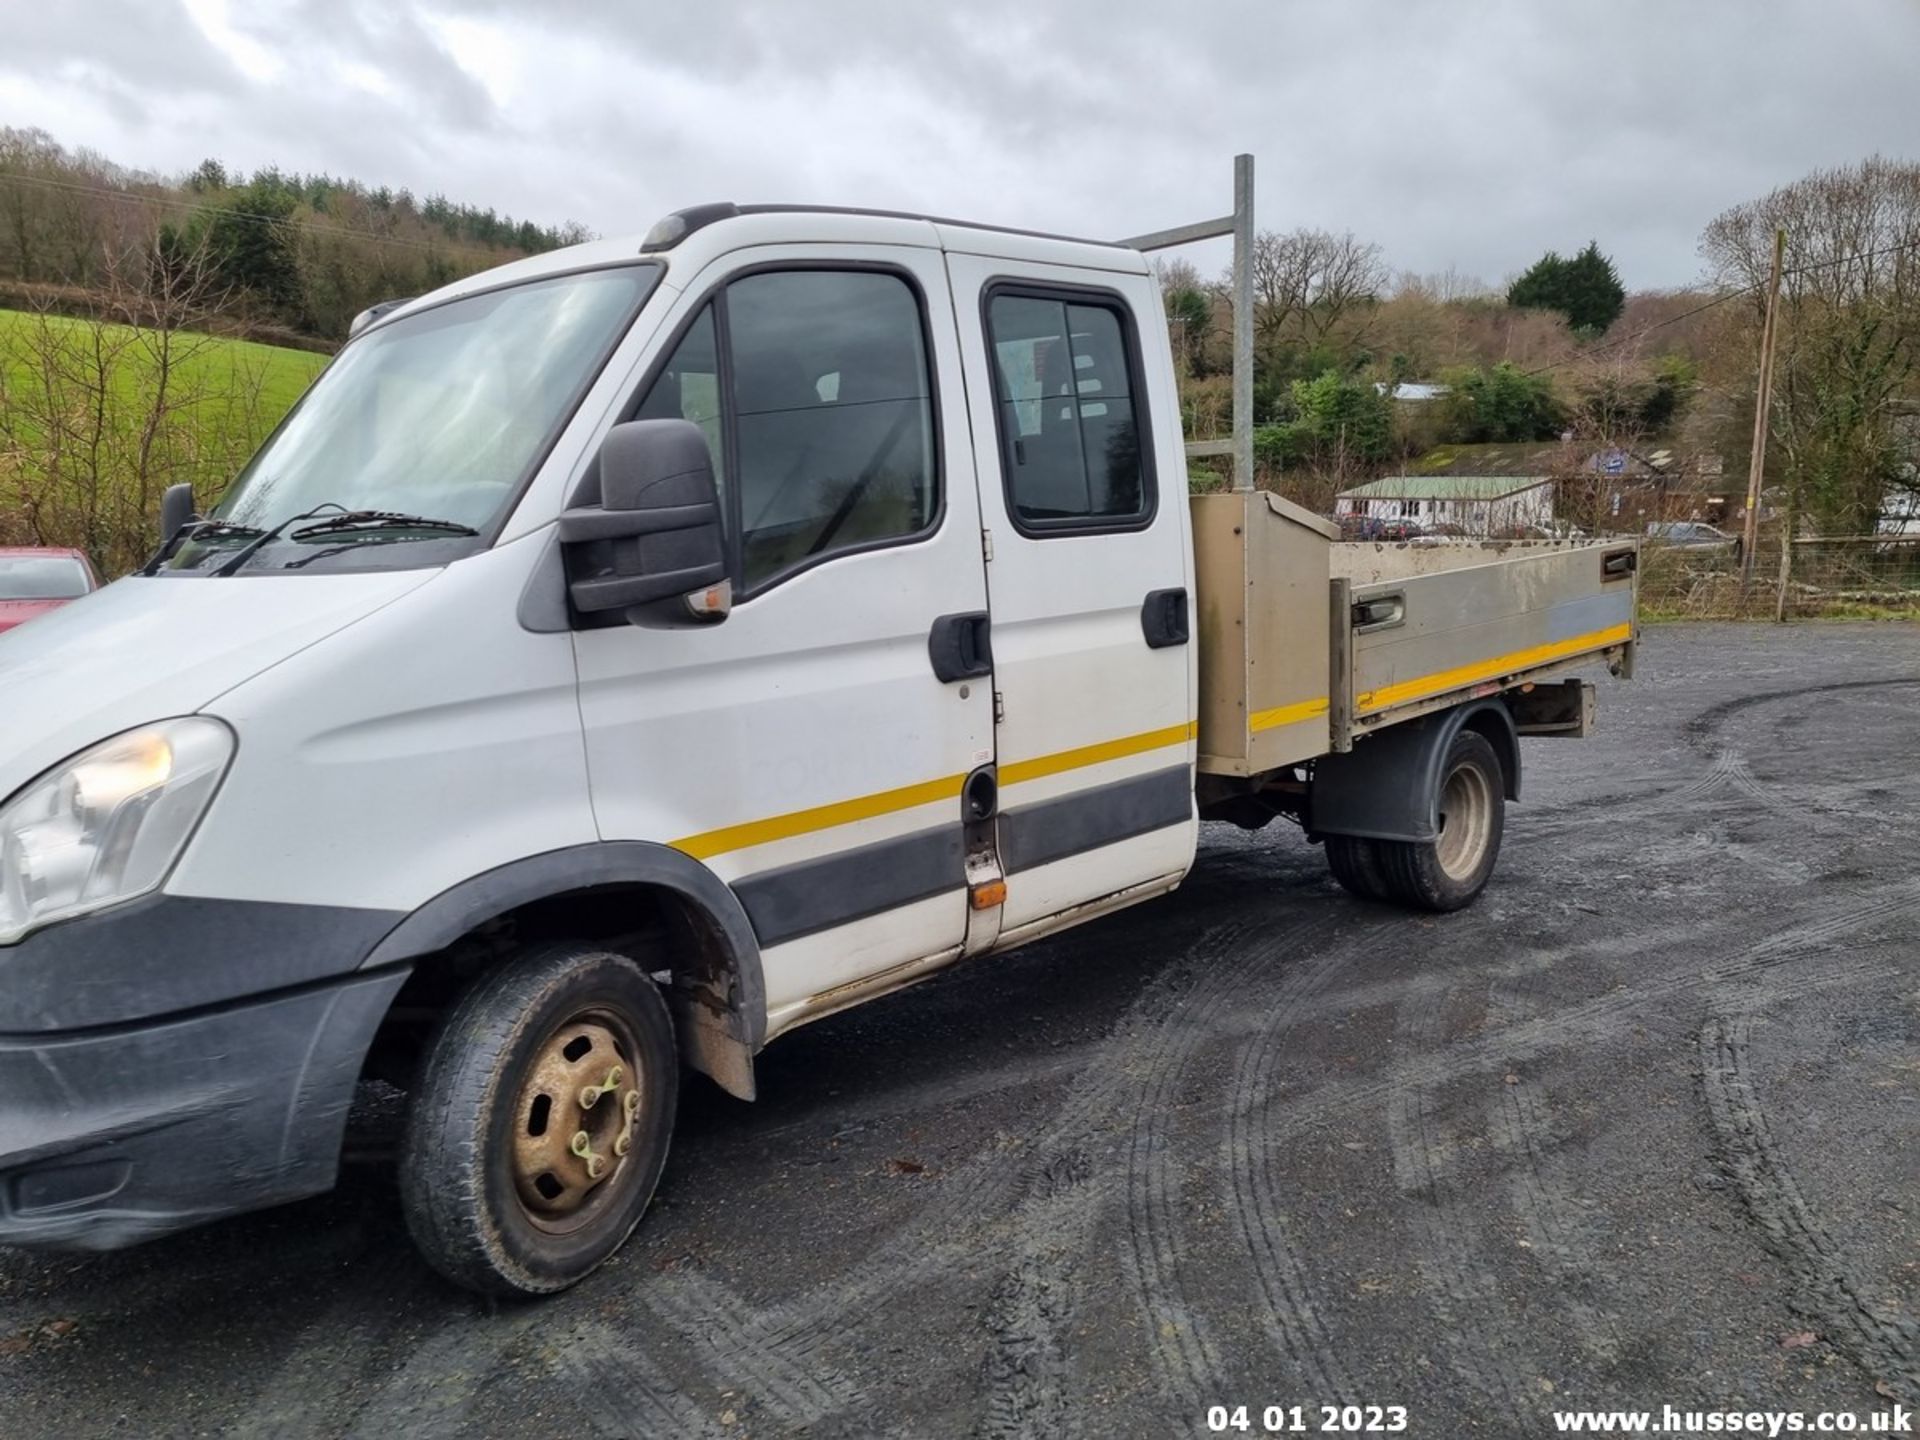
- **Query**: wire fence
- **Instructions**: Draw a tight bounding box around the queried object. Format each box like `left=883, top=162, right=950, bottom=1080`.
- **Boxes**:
left=1638, top=534, right=1920, bottom=619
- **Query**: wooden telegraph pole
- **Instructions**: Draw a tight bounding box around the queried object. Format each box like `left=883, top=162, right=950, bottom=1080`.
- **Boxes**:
left=1740, top=227, right=1786, bottom=586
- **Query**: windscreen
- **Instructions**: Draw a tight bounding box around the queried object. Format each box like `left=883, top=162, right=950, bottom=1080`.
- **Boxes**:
left=163, top=263, right=658, bottom=573
left=0, top=556, right=91, bottom=599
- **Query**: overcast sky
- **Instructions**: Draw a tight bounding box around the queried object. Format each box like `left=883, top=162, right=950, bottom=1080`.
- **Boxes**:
left=4, top=0, right=1919, bottom=291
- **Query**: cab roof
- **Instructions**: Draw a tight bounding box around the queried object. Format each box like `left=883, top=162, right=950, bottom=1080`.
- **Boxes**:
left=368, top=204, right=1150, bottom=333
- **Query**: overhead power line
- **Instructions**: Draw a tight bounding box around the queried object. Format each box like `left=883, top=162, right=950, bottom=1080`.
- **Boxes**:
left=1782, top=235, right=1920, bottom=275
left=1520, top=234, right=1920, bottom=378
left=1521, top=285, right=1760, bottom=378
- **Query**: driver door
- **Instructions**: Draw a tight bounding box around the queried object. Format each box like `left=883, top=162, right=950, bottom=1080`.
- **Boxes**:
left=572, top=243, right=997, bottom=1034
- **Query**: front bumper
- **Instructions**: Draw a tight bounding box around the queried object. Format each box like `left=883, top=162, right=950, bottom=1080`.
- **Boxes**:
left=0, top=968, right=407, bottom=1249
left=0, top=894, right=410, bottom=1251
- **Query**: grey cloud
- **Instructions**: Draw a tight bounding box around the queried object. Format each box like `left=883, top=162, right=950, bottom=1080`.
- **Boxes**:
left=4, top=0, right=1919, bottom=288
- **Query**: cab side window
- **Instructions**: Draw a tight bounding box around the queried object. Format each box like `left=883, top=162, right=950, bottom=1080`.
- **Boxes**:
left=986, top=291, right=1152, bottom=533
left=633, top=268, right=939, bottom=594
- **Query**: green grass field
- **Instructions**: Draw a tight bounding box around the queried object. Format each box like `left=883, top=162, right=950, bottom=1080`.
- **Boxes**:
left=0, top=306, right=328, bottom=434
left=0, top=308, right=331, bottom=572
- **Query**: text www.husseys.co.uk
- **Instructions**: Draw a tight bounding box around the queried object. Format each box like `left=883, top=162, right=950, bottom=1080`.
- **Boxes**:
left=1552, top=1406, right=1912, bottom=1435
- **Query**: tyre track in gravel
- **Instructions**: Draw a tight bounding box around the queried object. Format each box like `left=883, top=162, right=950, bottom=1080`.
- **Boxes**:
left=1240, top=879, right=1920, bottom=1154
left=1683, top=678, right=1920, bottom=748
left=1698, top=1014, right=1920, bottom=1406
left=1510, top=676, right=1920, bottom=848
left=234, top=1261, right=445, bottom=1438
left=1118, top=909, right=1355, bottom=1426
left=642, top=1266, right=865, bottom=1431
left=633, top=909, right=1281, bottom=1439
left=552, top=1318, right=734, bottom=1439
left=1218, top=915, right=1404, bottom=1407
left=1490, top=1079, right=1624, bottom=1366
left=1482, top=938, right=1626, bottom=1370
left=975, top=910, right=1276, bottom=1435
left=340, top=1314, right=538, bottom=1440
left=1388, top=974, right=1550, bottom=1416
left=978, top=1148, right=1097, bottom=1440
left=1510, top=746, right=1916, bottom=850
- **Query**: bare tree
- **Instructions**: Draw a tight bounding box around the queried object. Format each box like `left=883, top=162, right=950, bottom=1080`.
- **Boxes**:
left=1239, top=227, right=1390, bottom=354
left=1701, top=155, right=1920, bottom=536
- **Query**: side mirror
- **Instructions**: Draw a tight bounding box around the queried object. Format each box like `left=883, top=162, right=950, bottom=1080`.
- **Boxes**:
left=159, top=484, right=197, bottom=545
left=559, top=419, right=729, bottom=624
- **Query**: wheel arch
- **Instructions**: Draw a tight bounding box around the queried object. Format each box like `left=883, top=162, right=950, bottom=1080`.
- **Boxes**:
left=361, top=842, right=765, bottom=1100
left=1309, top=698, right=1519, bottom=844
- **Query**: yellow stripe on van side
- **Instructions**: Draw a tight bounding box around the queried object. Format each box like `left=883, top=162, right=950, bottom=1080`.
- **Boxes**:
left=998, top=721, right=1197, bottom=787
left=671, top=720, right=1200, bottom=860
left=672, top=773, right=966, bottom=861
left=1248, top=696, right=1329, bottom=733
left=1355, top=622, right=1632, bottom=715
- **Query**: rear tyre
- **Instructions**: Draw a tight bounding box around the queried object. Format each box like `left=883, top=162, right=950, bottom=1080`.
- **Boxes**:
left=1325, top=835, right=1390, bottom=900
left=1375, top=730, right=1505, bottom=912
left=399, top=941, right=678, bottom=1297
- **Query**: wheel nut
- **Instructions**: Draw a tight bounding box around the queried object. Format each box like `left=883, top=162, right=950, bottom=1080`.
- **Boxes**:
left=570, top=1129, right=607, bottom=1180
left=579, top=1064, right=624, bottom=1109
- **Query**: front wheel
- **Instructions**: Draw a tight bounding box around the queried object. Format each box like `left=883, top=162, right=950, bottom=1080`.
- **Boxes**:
left=1374, top=730, right=1506, bottom=912
left=399, top=941, right=679, bottom=1297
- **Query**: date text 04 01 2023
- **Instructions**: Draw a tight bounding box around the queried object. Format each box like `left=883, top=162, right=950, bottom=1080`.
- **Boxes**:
left=1207, top=1404, right=1411, bottom=1434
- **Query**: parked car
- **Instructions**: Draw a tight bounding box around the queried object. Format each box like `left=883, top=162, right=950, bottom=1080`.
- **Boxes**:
left=1645, top=521, right=1740, bottom=556
left=1336, top=513, right=1388, bottom=541
left=0, top=547, right=99, bottom=634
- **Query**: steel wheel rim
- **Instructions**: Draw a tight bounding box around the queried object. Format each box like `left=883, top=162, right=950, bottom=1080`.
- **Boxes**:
left=508, top=1008, right=645, bottom=1236
left=1435, top=760, right=1494, bottom=881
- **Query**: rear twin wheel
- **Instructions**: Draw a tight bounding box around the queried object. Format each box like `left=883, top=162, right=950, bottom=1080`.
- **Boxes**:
left=1324, top=729, right=1505, bottom=913
left=399, top=941, right=679, bottom=1297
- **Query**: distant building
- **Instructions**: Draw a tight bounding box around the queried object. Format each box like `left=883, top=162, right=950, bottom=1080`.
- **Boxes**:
left=1373, top=381, right=1450, bottom=402
left=1339, top=441, right=1573, bottom=534
left=1336, top=475, right=1556, bottom=534
left=1339, top=441, right=1729, bottom=534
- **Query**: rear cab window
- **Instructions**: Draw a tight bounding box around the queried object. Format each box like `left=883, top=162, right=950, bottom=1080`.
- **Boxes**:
left=984, top=287, right=1155, bottom=535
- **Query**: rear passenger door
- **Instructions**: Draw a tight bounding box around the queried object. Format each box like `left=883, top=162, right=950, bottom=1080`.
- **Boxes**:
left=945, top=256, right=1198, bottom=936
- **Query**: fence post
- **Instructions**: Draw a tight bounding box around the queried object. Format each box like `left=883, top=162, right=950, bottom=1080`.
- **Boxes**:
left=1772, top=505, right=1793, bottom=622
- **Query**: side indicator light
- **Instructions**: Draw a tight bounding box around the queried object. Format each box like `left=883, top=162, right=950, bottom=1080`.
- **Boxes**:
left=970, top=880, right=1007, bottom=910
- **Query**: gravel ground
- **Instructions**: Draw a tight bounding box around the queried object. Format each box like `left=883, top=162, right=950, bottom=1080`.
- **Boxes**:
left=2, top=621, right=1917, bottom=1439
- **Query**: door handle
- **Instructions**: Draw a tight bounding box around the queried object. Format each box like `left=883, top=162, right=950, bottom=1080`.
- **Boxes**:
left=1141, top=587, right=1189, bottom=648
left=1351, top=593, right=1406, bottom=633
left=929, top=611, right=993, bottom=682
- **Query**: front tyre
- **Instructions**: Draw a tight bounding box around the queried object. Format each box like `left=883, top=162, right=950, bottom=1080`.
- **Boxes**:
left=1375, top=730, right=1506, bottom=912
left=399, top=941, right=678, bottom=1297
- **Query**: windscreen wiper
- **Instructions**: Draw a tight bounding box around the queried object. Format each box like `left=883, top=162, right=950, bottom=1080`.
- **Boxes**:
left=139, top=518, right=267, bottom=575
left=215, top=506, right=477, bottom=575
left=288, top=510, right=479, bottom=541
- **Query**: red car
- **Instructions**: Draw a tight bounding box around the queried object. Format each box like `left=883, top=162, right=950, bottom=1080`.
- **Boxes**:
left=0, top=547, right=101, bottom=634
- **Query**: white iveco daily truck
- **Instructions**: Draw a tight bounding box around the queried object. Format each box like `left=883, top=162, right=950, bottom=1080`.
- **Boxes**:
left=0, top=192, right=1637, bottom=1295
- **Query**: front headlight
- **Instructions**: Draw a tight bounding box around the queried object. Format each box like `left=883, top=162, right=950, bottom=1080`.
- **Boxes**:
left=0, top=718, right=234, bottom=945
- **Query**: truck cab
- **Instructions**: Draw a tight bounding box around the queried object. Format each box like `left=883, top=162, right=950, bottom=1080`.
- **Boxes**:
left=0, top=202, right=1633, bottom=1295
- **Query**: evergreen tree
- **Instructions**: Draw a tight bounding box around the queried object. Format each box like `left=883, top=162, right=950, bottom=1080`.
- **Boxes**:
left=1507, top=241, right=1625, bottom=334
